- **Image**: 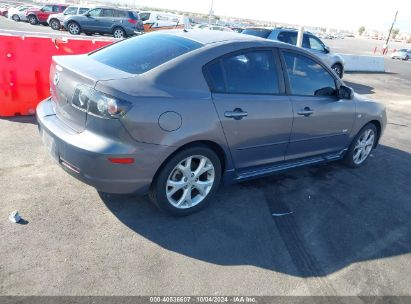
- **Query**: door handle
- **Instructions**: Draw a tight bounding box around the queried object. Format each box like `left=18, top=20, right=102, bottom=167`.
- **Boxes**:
left=297, top=107, right=314, bottom=117
left=224, top=108, right=248, bottom=120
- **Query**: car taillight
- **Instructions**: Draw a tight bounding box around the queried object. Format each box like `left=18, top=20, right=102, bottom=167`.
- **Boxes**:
left=128, top=18, right=137, bottom=24
left=71, top=85, right=132, bottom=119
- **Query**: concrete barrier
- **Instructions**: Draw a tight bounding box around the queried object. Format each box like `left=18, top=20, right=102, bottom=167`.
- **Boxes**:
left=339, top=54, right=385, bottom=72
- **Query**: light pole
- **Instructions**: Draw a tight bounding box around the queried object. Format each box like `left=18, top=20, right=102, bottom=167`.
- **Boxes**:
left=384, top=10, right=398, bottom=54
left=208, top=0, right=214, bottom=26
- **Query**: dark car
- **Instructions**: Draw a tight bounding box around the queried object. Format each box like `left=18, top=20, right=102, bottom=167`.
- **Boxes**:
left=25, top=4, right=67, bottom=25
left=243, top=27, right=345, bottom=78
left=63, top=7, right=144, bottom=38
left=37, top=30, right=386, bottom=216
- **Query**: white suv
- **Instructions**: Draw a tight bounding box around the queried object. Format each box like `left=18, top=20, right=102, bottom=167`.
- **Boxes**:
left=47, top=6, right=89, bottom=30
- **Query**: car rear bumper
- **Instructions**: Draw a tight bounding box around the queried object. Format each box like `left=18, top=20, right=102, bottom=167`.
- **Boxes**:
left=36, top=97, right=174, bottom=195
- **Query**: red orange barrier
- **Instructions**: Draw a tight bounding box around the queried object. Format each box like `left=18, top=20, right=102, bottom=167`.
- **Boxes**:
left=0, top=34, right=113, bottom=117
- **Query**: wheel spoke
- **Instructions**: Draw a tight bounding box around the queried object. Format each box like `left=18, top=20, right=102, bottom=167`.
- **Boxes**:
left=177, top=188, right=192, bottom=207
left=166, top=180, right=186, bottom=198
left=194, top=157, right=212, bottom=177
left=194, top=180, right=213, bottom=196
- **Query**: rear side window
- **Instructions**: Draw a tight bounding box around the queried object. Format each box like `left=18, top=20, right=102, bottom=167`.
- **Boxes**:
left=283, top=52, right=336, bottom=96
left=114, top=10, right=127, bottom=18
left=242, top=29, right=271, bottom=38
left=79, top=8, right=89, bottom=14
left=64, top=7, right=77, bottom=15
left=90, top=33, right=203, bottom=74
left=277, top=31, right=297, bottom=45
left=101, top=9, right=114, bottom=17
left=206, top=50, right=280, bottom=95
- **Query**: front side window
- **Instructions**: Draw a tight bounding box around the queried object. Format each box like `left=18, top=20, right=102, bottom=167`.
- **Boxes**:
left=277, top=31, right=297, bottom=45
left=206, top=50, right=280, bottom=95
left=64, top=7, right=77, bottom=15
left=87, top=8, right=102, bottom=17
left=283, top=52, right=336, bottom=97
left=90, top=33, right=203, bottom=74
left=42, top=5, right=53, bottom=12
left=307, top=35, right=325, bottom=52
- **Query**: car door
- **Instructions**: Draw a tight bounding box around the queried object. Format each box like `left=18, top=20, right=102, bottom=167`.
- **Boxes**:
left=100, top=9, right=115, bottom=33
left=81, top=8, right=102, bottom=31
left=281, top=50, right=355, bottom=160
left=205, top=49, right=293, bottom=171
left=38, top=4, right=52, bottom=22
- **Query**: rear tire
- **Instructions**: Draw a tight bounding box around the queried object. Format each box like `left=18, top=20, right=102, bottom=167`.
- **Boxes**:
left=12, top=14, right=20, bottom=22
left=28, top=15, right=38, bottom=25
left=67, top=22, right=81, bottom=35
left=50, top=19, right=60, bottom=30
left=149, top=145, right=222, bottom=216
left=113, top=27, right=126, bottom=39
left=343, top=123, right=377, bottom=168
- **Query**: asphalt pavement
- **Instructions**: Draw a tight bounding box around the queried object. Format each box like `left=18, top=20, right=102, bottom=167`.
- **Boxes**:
left=0, top=15, right=411, bottom=297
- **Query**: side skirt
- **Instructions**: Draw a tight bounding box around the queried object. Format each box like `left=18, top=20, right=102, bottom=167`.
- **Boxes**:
left=223, top=149, right=347, bottom=185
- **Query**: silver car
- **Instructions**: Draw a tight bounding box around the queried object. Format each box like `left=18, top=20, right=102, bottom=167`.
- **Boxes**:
left=242, top=28, right=345, bottom=78
left=47, top=6, right=90, bottom=30
left=391, top=49, right=411, bottom=60
left=37, top=30, right=386, bottom=215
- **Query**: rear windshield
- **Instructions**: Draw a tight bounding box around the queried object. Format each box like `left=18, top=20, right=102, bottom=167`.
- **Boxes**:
left=242, top=29, right=271, bottom=38
left=89, top=33, right=203, bottom=74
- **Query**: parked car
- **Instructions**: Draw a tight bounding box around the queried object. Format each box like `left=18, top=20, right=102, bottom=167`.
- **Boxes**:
left=37, top=30, right=386, bottom=216
left=139, top=11, right=184, bottom=32
left=47, top=6, right=90, bottom=30
left=391, top=49, right=411, bottom=60
left=242, top=27, right=345, bottom=78
left=8, top=5, right=37, bottom=22
left=0, top=6, right=9, bottom=17
left=25, top=4, right=67, bottom=25
left=63, top=7, right=143, bottom=38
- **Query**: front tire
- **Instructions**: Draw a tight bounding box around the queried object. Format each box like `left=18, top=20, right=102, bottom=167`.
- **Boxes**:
left=12, top=14, right=20, bottom=22
left=67, top=22, right=81, bottom=35
left=28, top=15, right=38, bottom=25
left=331, top=63, right=343, bottom=78
left=50, top=19, right=60, bottom=30
left=149, top=145, right=222, bottom=216
left=343, top=123, right=377, bottom=168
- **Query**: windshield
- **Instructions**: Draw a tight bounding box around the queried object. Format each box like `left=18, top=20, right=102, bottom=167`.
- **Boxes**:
left=242, top=29, right=271, bottom=38
left=90, top=33, right=203, bottom=74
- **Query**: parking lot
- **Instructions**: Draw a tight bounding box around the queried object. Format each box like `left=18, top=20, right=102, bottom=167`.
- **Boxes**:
left=1, top=13, right=411, bottom=297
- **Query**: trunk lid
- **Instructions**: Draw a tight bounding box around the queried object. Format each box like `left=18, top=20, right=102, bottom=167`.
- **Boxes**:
left=50, top=55, right=134, bottom=132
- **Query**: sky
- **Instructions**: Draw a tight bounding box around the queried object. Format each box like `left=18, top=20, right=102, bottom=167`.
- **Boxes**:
left=115, top=0, right=411, bottom=32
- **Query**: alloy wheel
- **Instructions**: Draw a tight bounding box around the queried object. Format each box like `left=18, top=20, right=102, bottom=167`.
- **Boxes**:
left=68, top=23, right=80, bottom=35
left=113, top=28, right=125, bottom=39
left=166, top=155, right=215, bottom=209
left=12, top=14, right=20, bottom=21
left=353, top=129, right=375, bottom=165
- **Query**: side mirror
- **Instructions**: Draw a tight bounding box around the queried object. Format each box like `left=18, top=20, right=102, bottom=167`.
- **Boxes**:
left=324, top=45, right=330, bottom=54
left=85, top=12, right=90, bottom=17
left=338, top=85, right=354, bottom=100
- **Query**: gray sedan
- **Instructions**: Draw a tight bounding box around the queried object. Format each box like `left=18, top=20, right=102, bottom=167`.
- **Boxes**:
left=37, top=30, right=387, bottom=215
